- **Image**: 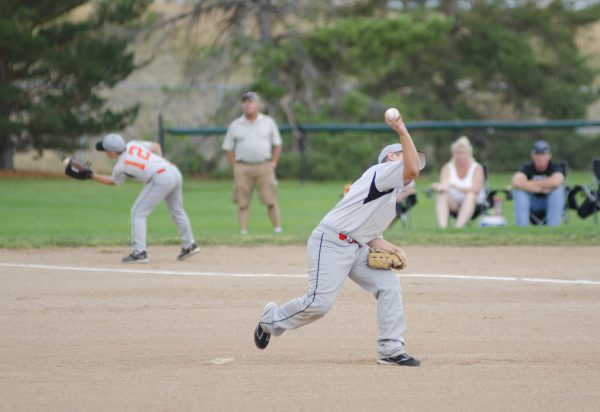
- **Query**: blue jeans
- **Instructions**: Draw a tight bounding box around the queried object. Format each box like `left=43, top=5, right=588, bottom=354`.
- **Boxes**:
left=512, top=187, right=565, bottom=226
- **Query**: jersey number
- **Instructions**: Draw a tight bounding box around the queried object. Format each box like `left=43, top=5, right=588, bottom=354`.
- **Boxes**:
left=124, top=145, right=151, bottom=170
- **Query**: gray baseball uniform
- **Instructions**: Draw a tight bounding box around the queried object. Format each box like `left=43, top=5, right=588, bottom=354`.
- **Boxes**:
left=110, top=141, right=195, bottom=254
left=259, top=160, right=410, bottom=359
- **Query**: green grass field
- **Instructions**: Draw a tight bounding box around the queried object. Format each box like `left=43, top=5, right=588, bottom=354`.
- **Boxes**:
left=1, top=172, right=599, bottom=248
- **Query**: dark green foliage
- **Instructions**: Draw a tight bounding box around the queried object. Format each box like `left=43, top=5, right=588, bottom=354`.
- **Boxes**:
left=0, top=0, right=150, bottom=168
left=168, top=1, right=599, bottom=179
left=238, top=1, right=600, bottom=178
left=453, top=1, right=598, bottom=118
left=168, top=139, right=206, bottom=175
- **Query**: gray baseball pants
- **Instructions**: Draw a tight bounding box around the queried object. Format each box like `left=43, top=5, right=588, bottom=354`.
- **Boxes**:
left=131, top=167, right=195, bottom=254
left=259, top=224, right=408, bottom=359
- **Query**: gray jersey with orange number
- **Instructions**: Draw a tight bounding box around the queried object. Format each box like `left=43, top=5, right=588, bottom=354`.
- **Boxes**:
left=111, top=141, right=171, bottom=184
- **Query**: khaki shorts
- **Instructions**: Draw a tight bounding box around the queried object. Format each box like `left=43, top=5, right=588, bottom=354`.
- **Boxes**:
left=232, top=162, right=278, bottom=208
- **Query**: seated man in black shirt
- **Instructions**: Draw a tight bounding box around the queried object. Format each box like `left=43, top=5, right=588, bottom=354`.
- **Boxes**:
left=511, top=140, right=565, bottom=226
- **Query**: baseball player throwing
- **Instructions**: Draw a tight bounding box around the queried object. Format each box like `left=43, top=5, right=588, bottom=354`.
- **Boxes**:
left=254, top=112, right=425, bottom=366
left=91, top=133, right=199, bottom=263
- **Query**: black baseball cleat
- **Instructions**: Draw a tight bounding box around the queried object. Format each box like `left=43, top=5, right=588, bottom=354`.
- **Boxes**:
left=377, top=353, right=421, bottom=367
left=177, top=243, right=200, bottom=261
left=254, top=324, right=271, bottom=350
left=254, top=302, right=276, bottom=349
left=122, top=251, right=149, bottom=264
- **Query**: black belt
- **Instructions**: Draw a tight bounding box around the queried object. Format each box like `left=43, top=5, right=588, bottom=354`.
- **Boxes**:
left=237, top=160, right=270, bottom=165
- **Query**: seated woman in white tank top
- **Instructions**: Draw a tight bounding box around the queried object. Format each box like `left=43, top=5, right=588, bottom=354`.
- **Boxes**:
left=430, top=136, right=486, bottom=228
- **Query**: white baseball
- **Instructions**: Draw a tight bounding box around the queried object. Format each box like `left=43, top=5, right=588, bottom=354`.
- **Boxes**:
left=385, top=107, right=400, bottom=122
left=62, top=157, right=71, bottom=166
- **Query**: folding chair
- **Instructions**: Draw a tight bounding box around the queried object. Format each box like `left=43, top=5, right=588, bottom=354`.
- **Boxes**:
left=566, top=157, right=600, bottom=225
left=530, top=160, right=568, bottom=225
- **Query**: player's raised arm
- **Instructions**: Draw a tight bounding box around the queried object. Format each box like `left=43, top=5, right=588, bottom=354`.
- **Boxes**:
left=385, top=112, right=419, bottom=182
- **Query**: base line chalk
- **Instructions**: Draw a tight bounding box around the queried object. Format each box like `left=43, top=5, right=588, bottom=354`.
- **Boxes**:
left=1, top=262, right=599, bottom=287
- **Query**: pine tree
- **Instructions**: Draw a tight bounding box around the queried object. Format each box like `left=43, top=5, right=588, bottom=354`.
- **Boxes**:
left=0, top=0, right=150, bottom=169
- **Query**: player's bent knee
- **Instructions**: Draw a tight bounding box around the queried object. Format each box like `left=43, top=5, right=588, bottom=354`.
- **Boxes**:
left=308, top=295, right=335, bottom=317
left=377, top=286, right=402, bottom=300
left=378, top=277, right=402, bottom=292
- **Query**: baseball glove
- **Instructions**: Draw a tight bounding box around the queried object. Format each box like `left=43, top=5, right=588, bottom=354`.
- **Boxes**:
left=368, top=248, right=406, bottom=270
left=64, top=158, right=93, bottom=180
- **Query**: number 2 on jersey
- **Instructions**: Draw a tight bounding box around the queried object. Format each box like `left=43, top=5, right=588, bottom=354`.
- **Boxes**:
left=125, top=145, right=151, bottom=170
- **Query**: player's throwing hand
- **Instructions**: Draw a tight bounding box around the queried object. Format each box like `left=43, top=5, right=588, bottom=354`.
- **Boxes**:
left=384, top=108, right=406, bottom=132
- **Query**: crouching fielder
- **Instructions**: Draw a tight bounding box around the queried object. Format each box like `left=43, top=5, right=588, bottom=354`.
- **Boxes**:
left=254, top=113, right=426, bottom=366
left=93, top=133, right=199, bottom=263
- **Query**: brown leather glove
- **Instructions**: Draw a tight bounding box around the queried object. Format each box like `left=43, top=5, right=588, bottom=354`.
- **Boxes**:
left=367, top=248, right=406, bottom=270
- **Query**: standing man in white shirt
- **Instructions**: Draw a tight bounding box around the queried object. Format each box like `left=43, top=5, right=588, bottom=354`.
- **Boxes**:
left=253, top=112, right=426, bottom=367
left=222, top=92, right=282, bottom=235
left=92, top=133, right=199, bottom=263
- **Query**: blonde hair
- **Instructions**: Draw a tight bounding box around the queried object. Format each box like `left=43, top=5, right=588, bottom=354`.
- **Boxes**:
left=451, top=136, right=473, bottom=156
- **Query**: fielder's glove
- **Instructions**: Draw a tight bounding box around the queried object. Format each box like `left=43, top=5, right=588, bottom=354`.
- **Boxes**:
left=367, top=248, right=406, bottom=270
left=64, top=158, right=93, bottom=180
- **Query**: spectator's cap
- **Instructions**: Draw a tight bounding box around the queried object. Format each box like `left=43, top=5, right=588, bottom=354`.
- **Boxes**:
left=96, top=133, right=126, bottom=153
left=242, top=91, right=260, bottom=102
left=378, top=143, right=427, bottom=170
left=532, top=140, right=551, bottom=154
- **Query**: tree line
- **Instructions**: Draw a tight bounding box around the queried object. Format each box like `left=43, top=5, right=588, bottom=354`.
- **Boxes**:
left=2, top=0, right=599, bottom=174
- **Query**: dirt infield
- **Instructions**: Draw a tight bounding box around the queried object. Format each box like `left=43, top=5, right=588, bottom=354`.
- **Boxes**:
left=1, top=246, right=599, bottom=411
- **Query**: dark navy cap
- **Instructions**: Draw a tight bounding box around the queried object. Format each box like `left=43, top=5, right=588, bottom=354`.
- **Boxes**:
left=532, top=140, right=550, bottom=153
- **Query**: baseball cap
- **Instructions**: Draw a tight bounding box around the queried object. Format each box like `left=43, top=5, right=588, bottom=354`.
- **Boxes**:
left=96, top=133, right=126, bottom=153
left=378, top=143, right=427, bottom=170
left=241, top=91, right=260, bottom=102
left=532, top=140, right=550, bottom=153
